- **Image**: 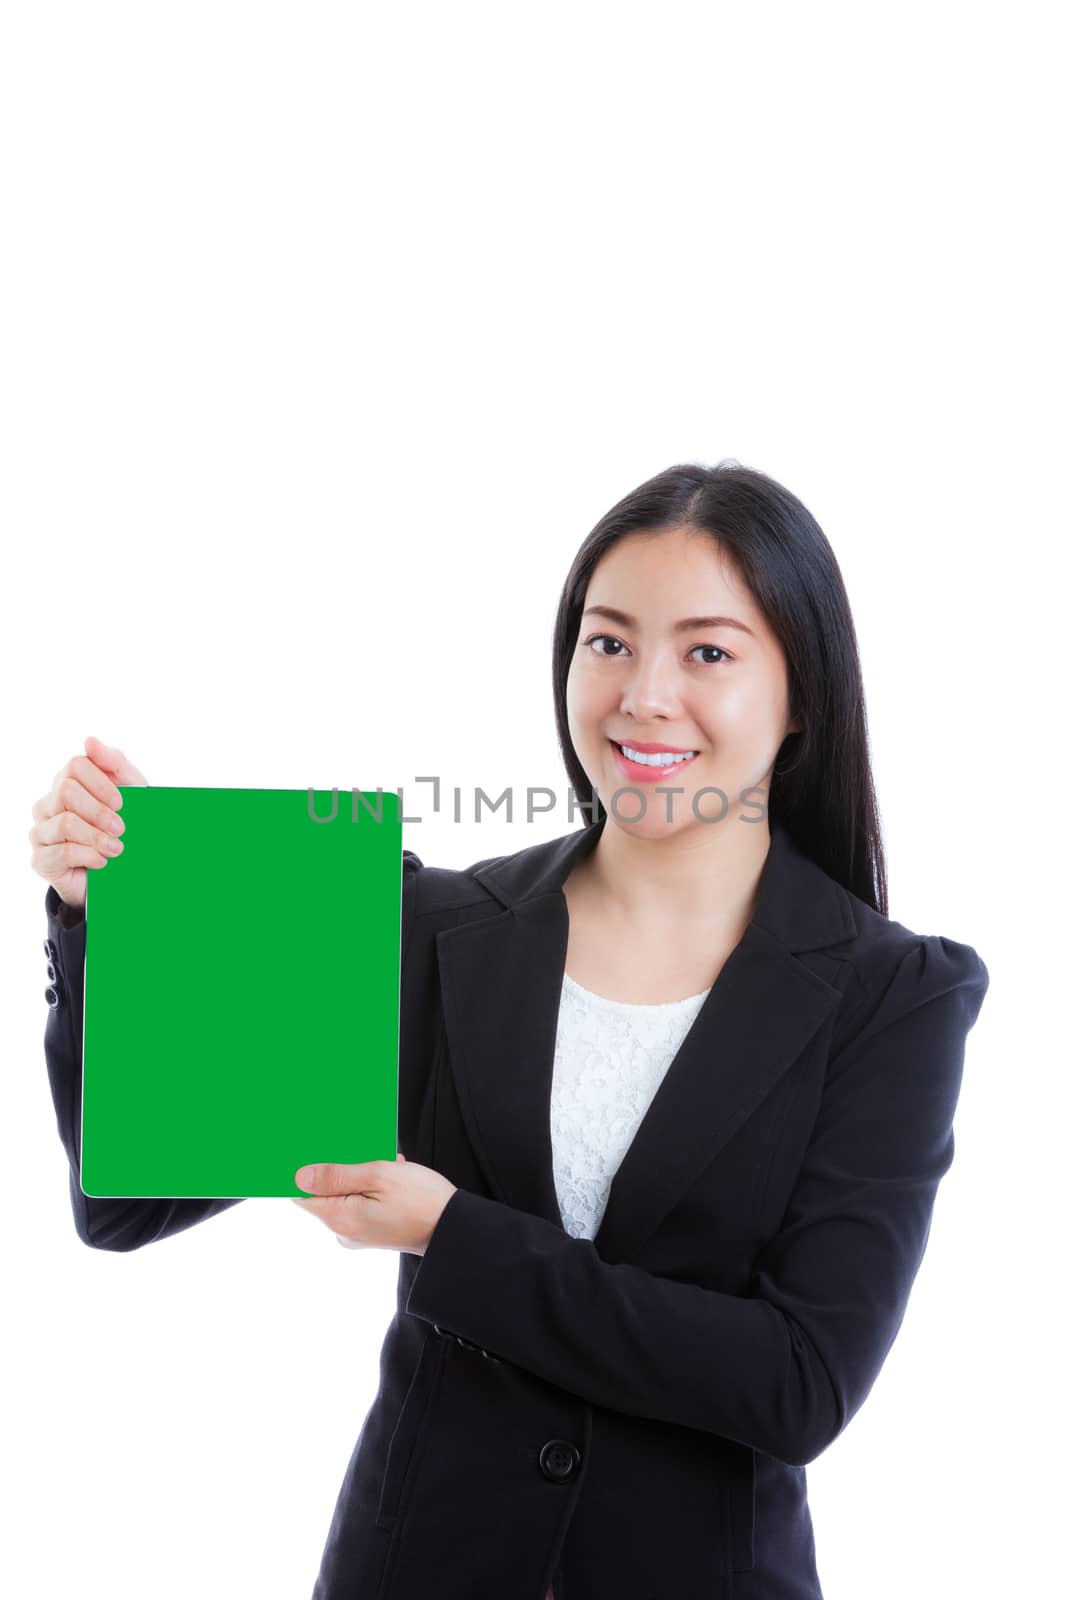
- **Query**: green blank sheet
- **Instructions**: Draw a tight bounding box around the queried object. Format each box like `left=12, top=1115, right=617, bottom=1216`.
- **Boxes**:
left=81, top=786, right=403, bottom=1199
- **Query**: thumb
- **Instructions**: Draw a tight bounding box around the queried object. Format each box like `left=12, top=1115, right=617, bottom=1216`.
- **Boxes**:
left=396, top=1152, right=407, bottom=1162
left=84, top=734, right=149, bottom=787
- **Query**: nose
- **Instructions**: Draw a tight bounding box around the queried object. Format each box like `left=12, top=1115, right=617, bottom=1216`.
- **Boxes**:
left=617, top=649, right=689, bottom=723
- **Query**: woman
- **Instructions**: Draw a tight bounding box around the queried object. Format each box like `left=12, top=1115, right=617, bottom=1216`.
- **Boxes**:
left=31, top=461, right=990, bottom=1598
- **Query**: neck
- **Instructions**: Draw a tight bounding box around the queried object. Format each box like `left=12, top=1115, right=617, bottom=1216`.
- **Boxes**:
left=580, top=814, right=773, bottom=936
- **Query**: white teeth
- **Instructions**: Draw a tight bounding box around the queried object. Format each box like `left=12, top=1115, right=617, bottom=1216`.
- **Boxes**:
left=619, top=744, right=697, bottom=767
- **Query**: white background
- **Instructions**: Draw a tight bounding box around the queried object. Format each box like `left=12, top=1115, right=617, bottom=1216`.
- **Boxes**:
left=2, top=3, right=1059, bottom=1596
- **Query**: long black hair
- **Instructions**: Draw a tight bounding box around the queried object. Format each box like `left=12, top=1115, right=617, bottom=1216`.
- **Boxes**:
left=551, top=459, right=888, bottom=916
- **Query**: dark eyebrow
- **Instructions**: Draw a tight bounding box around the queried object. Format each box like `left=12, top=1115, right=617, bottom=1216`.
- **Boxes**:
left=581, top=604, right=756, bottom=638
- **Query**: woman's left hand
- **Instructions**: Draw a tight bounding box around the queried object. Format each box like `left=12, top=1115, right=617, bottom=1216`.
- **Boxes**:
left=290, top=1153, right=458, bottom=1256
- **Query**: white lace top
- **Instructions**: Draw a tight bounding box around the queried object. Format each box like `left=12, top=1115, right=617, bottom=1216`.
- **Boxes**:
left=549, top=972, right=712, bottom=1241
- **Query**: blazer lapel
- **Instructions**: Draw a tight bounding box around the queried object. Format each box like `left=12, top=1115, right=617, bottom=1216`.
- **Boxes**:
left=435, top=809, right=856, bottom=1263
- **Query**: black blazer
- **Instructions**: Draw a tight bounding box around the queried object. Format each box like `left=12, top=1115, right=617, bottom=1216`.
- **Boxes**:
left=41, top=811, right=990, bottom=1600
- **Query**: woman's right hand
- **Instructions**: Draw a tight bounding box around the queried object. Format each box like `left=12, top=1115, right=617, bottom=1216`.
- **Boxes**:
left=29, top=735, right=149, bottom=911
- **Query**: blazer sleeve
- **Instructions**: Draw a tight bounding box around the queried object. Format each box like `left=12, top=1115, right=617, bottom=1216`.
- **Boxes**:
left=42, top=884, right=245, bottom=1251
left=404, top=932, right=990, bottom=1468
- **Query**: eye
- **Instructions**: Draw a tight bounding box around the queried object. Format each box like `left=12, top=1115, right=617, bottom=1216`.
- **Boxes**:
left=586, top=633, right=628, bottom=658
left=583, top=633, right=733, bottom=666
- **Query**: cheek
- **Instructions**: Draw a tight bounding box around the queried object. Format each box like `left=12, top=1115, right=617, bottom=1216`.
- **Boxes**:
left=565, top=659, right=589, bottom=714
left=708, top=683, right=784, bottom=749
left=705, top=682, right=750, bottom=727
left=567, top=666, right=609, bottom=723
left=565, top=683, right=601, bottom=762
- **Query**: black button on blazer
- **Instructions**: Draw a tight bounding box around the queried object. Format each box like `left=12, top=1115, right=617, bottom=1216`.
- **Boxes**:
left=41, top=811, right=990, bottom=1600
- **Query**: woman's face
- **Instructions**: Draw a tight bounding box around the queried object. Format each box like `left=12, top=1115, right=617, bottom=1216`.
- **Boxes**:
left=565, top=525, right=800, bottom=837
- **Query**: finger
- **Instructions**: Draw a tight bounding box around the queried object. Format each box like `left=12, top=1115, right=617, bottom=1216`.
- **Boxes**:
left=290, top=1197, right=338, bottom=1225
left=35, top=763, right=124, bottom=830
left=292, top=1196, right=358, bottom=1240
left=30, top=805, right=125, bottom=862
left=30, top=839, right=118, bottom=883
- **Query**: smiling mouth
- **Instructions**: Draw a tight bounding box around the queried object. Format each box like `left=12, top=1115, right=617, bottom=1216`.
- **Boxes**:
left=609, top=740, right=700, bottom=768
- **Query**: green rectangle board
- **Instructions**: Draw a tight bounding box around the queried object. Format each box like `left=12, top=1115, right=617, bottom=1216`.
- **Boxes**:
left=81, top=785, right=403, bottom=1199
